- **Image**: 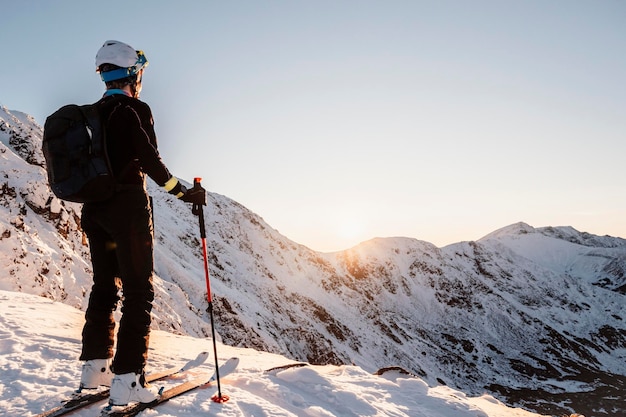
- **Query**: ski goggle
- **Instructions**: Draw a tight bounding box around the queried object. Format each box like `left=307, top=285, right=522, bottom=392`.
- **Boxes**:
left=100, top=51, right=149, bottom=82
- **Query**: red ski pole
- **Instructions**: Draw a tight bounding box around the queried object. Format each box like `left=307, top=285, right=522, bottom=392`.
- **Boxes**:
left=191, top=177, right=229, bottom=403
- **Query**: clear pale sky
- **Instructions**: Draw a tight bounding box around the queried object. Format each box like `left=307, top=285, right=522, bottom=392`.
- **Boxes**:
left=2, top=1, right=625, bottom=252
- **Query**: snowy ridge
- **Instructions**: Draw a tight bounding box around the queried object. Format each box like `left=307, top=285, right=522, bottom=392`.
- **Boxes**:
left=479, top=222, right=626, bottom=291
left=1, top=105, right=625, bottom=416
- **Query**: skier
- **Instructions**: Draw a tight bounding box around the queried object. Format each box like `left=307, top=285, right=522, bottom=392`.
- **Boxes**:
left=78, top=40, right=206, bottom=405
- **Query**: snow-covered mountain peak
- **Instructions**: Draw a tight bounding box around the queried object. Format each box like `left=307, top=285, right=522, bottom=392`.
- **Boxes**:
left=480, top=221, right=626, bottom=250
left=0, top=105, right=45, bottom=166
left=478, top=221, right=537, bottom=241
left=538, top=225, right=626, bottom=248
left=343, top=236, right=439, bottom=258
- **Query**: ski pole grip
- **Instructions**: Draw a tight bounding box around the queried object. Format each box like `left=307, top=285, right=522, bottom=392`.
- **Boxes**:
left=192, top=177, right=203, bottom=216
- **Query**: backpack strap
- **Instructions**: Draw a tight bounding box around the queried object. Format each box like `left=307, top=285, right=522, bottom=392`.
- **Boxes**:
left=92, top=97, right=142, bottom=191
left=79, top=105, right=105, bottom=158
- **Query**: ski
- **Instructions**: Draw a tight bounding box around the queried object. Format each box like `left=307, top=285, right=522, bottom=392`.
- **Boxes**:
left=103, top=357, right=239, bottom=417
left=373, top=366, right=419, bottom=378
left=34, top=351, right=210, bottom=417
left=264, top=362, right=307, bottom=374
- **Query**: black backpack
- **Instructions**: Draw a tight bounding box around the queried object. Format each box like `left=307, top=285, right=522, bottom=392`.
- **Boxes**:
left=42, top=103, right=115, bottom=203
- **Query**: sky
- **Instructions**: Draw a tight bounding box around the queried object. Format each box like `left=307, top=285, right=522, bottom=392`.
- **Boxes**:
left=1, top=0, right=625, bottom=252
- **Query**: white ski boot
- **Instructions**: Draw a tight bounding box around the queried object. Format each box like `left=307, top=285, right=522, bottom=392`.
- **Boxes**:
left=79, top=358, right=113, bottom=390
left=109, top=372, right=158, bottom=406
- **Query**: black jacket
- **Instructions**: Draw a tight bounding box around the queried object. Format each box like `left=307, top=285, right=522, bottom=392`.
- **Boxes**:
left=98, top=94, right=173, bottom=188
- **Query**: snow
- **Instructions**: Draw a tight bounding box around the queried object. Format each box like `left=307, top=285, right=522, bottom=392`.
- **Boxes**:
left=479, top=222, right=626, bottom=281
left=0, top=290, right=547, bottom=417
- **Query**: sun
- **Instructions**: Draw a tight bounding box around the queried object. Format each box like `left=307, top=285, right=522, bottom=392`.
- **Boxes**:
left=335, top=215, right=366, bottom=243
left=302, top=208, right=372, bottom=252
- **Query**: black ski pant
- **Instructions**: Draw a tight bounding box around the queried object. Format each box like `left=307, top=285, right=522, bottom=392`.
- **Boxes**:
left=80, top=188, right=154, bottom=375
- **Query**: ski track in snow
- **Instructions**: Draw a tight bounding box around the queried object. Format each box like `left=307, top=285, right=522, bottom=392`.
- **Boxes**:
left=0, top=291, right=546, bottom=417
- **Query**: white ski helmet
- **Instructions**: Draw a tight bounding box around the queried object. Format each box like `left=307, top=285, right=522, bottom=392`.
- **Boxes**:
left=95, top=40, right=148, bottom=82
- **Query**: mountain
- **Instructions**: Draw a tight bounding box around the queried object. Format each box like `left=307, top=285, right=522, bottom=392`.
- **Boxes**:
left=1, top=104, right=624, bottom=417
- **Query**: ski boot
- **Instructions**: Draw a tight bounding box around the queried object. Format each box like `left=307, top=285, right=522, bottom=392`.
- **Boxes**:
left=109, top=372, right=158, bottom=405
left=79, top=358, right=113, bottom=391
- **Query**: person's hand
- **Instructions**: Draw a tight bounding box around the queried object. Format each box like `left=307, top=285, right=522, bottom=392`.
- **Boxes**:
left=181, top=185, right=206, bottom=205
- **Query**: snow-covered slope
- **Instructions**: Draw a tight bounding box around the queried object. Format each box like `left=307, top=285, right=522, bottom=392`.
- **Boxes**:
left=0, top=290, right=548, bottom=417
left=2, top=105, right=624, bottom=416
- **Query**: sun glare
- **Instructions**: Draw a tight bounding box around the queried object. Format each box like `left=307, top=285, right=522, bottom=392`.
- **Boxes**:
left=335, top=216, right=366, bottom=242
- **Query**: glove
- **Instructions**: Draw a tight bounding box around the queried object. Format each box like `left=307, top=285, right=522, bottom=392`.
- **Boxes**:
left=181, top=184, right=206, bottom=205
